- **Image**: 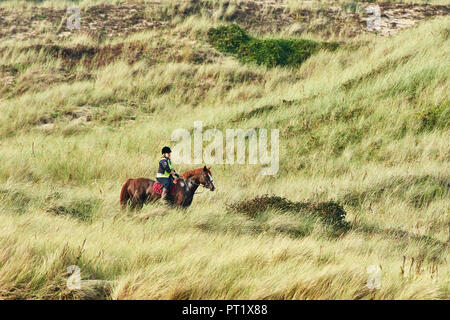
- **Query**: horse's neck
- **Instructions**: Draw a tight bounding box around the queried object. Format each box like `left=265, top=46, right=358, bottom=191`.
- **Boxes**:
left=175, top=177, right=199, bottom=207
left=187, top=177, right=200, bottom=194
left=185, top=177, right=200, bottom=195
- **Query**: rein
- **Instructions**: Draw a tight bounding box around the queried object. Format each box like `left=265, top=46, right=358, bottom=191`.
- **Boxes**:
left=193, top=184, right=205, bottom=194
left=183, top=178, right=206, bottom=194
left=193, top=177, right=209, bottom=194
left=180, top=180, right=203, bottom=207
left=177, top=177, right=205, bottom=208
left=177, top=170, right=213, bottom=206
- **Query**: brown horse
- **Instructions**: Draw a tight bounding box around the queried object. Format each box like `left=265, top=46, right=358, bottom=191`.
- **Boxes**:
left=119, top=166, right=216, bottom=209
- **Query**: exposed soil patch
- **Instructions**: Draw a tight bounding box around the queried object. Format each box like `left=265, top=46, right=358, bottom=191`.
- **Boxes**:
left=271, top=2, right=450, bottom=37
left=0, top=6, right=63, bottom=40
left=0, top=3, right=167, bottom=41
left=0, top=2, right=447, bottom=41
left=361, top=2, right=450, bottom=36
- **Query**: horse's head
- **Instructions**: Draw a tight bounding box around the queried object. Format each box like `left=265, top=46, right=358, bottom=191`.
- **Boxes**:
left=182, top=166, right=216, bottom=191
left=200, top=166, right=216, bottom=191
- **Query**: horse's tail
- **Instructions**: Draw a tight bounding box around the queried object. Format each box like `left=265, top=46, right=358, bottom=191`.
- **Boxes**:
left=120, top=179, right=131, bottom=209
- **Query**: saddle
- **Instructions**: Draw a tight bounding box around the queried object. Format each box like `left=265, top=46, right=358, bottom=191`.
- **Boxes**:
left=152, top=179, right=178, bottom=195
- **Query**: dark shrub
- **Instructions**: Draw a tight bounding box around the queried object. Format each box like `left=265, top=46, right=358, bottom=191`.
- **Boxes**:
left=207, top=24, right=338, bottom=68
left=46, top=199, right=100, bottom=221
left=227, top=195, right=348, bottom=227
left=207, top=24, right=251, bottom=54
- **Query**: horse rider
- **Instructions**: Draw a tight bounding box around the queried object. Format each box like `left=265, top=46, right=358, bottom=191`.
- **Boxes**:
left=156, top=146, right=179, bottom=204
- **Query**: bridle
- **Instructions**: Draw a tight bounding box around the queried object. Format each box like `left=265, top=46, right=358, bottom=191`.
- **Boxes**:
left=202, top=172, right=215, bottom=190
left=177, top=171, right=215, bottom=207
left=179, top=172, right=215, bottom=194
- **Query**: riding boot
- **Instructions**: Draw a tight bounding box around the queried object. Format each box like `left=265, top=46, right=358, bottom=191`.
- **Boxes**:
left=160, top=188, right=169, bottom=206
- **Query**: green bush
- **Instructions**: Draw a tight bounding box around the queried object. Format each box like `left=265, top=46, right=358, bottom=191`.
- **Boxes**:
left=227, top=194, right=348, bottom=227
left=46, top=198, right=101, bottom=221
left=207, top=24, right=338, bottom=67
left=207, top=24, right=251, bottom=54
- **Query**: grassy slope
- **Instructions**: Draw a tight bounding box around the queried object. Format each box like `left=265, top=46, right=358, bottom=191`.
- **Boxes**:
left=2, top=0, right=449, bottom=8
left=0, top=1, right=449, bottom=299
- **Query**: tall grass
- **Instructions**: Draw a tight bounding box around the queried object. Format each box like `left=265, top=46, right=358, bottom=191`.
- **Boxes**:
left=0, top=1, right=448, bottom=299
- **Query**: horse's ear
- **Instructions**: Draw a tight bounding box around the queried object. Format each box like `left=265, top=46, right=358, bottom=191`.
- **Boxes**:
left=208, top=167, right=211, bottom=170
left=203, top=166, right=207, bottom=171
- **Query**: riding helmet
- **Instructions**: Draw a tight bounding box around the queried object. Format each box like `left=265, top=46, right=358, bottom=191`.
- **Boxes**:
left=161, top=146, right=172, bottom=154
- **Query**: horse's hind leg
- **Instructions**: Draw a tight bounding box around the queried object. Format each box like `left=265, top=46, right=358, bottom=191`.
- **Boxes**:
left=131, top=195, right=145, bottom=211
left=138, top=193, right=150, bottom=210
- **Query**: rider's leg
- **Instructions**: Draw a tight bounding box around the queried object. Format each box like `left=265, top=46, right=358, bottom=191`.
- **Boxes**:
left=160, top=187, right=169, bottom=204
left=157, top=178, right=172, bottom=205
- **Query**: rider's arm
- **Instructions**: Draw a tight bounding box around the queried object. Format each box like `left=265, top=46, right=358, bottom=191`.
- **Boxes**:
left=170, top=170, right=179, bottom=178
left=159, top=159, right=168, bottom=172
left=161, top=159, right=178, bottom=177
left=160, top=159, right=176, bottom=177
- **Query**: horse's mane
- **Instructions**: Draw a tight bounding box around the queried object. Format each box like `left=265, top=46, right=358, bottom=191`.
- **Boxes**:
left=182, top=167, right=211, bottom=180
left=182, top=168, right=203, bottom=180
